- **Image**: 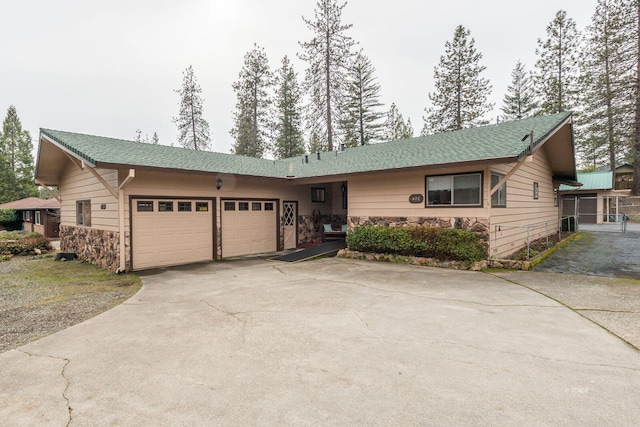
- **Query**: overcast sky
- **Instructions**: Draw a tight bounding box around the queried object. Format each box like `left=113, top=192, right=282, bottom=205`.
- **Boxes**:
left=1, top=0, right=597, bottom=156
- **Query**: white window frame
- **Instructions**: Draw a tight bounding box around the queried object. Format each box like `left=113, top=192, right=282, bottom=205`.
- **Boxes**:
left=491, top=173, right=507, bottom=207
left=76, top=200, right=91, bottom=226
left=35, top=211, right=42, bottom=225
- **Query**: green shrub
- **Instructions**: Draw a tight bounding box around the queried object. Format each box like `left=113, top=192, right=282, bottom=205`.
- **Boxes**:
left=0, top=234, right=52, bottom=255
left=346, top=226, right=486, bottom=263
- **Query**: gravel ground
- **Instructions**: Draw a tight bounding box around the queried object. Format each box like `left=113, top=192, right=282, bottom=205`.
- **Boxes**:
left=0, top=255, right=141, bottom=353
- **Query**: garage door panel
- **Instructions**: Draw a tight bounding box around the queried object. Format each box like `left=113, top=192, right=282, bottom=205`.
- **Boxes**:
left=222, top=200, right=277, bottom=258
left=132, top=199, right=214, bottom=270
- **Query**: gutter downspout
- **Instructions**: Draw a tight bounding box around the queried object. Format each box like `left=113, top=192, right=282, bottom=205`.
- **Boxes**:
left=117, top=169, right=135, bottom=273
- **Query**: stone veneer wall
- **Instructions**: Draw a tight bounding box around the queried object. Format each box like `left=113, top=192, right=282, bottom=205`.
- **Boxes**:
left=348, top=216, right=490, bottom=243
left=298, top=214, right=348, bottom=243
left=60, top=225, right=120, bottom=271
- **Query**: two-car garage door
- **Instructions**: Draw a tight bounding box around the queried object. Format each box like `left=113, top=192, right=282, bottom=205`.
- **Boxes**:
left=131, top=198, right=278, bottom=270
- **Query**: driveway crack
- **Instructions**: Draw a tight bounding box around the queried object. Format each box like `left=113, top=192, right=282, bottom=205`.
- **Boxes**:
left=437, top=340, right=640, bottom=372
left=17, top=349, right=73, bottom=426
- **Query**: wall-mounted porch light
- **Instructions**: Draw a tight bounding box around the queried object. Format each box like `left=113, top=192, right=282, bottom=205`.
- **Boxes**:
left=216, top=177, right=223, bottom=190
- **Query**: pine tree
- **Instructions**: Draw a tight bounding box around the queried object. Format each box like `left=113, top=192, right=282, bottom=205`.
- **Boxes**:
left=580, top=0, right=636, bottom=172
left=134, top=129, right=148, bottom=143
left=0, top=106, right=38, bottom=201
left=501, top=60, right=537, bottom=121
left=173, top=65, right=211, bottom=151
left=230, top=44, right=273, bottom=158
left=383, top=103, right=414, bottom=141
left=271, top=56, right=305, bottom=159
left=151, top=132, right=159, bottom=145
left=533, top=10, right=581, bottom=115
left=422, top=25, right=493, bottom=135
left=340, top=52, right=385, bottom=147
left=299, top=0, right=356, bottom=151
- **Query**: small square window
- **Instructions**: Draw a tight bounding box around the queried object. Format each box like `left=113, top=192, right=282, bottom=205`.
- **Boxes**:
left=238, top=202, right=249, bottom=211
left=196, top=202, right=209, bottom=212
left=178, top=201, right=192, bottom=212
left=252, top=202, right=262, bottom=211
left=533, top=182, right=539, bottom=200
left=158, top=201, right=173, bottom=212
left=311, top=187, right=326, bottom=203
left=224, top=201, right=236, bottom=211
left=137, top=201, right=153, bottom=212
left=264, top=202, right=274, bottom=211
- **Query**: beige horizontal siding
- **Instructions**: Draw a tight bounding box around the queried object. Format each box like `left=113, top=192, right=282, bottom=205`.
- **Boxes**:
left=490, top=146, right=559, bottom=258
left=59, top=163, right=119, bottom=231
left=349, top=166, right=490, bottom=219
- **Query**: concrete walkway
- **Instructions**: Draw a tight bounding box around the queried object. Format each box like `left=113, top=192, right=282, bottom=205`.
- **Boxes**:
left=1, top=258, right=639, bottom=426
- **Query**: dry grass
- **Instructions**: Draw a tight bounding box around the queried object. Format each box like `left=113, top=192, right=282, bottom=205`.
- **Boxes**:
left=0, top=254, right=141, bottom=353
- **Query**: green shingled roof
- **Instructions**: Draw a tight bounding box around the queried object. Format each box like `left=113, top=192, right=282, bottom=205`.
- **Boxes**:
left=559, top=171, right=612, bottom=191
left=40, top=112, right=572, bottom=180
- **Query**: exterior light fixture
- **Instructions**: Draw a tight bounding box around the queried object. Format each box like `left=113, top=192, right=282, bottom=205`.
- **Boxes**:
left=216, top=177, right=222, bottom=190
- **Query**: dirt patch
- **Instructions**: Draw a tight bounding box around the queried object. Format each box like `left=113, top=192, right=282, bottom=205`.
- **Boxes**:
left=0, top=255, right=141, bottom=353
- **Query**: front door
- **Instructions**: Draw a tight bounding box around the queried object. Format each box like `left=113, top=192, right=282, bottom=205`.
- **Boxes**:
left=283, top=201, right=298, bottom=249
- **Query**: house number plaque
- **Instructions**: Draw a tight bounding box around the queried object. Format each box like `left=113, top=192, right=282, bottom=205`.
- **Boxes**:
left=409, top=194, right=424, bottom=204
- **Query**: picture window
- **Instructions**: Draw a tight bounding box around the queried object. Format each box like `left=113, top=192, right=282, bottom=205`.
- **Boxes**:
left=311, top=187, right=326, bottom=203
left=426, top=173, right=482, bottom=206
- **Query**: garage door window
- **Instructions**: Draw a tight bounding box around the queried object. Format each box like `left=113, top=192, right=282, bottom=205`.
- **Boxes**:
left=224, top=202, right=235, bottom=211
left=239, top=202, right=249, bottom=211
left=137, top=201, right=153, bottom=212
left=196, top=202, right=209, bottom=212
left=252, top=202, right=262, bottom=211
left=178, top=202, right=192, bottom=212
left=158, top=201, right=173, bottom=212
left=265, top=202, right=274, bottom=211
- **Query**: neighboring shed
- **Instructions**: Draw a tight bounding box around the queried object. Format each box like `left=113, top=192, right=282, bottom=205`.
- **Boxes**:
left=559, top=171, right=630, bottom=224
left=0, top=197, right=60, bottom=238
left=35, top=112, right=578, bottom=271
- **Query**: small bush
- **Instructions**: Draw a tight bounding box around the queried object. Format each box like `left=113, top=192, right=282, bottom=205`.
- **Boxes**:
left=0, top=234, right=52, bottom=255
left=346, top=226, right=486, bottom=263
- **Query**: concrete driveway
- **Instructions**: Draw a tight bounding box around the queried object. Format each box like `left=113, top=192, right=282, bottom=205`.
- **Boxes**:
left=1, top=258, right=639, bottom=426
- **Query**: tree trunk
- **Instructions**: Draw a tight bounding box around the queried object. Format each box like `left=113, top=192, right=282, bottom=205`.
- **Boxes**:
left=633, top=2, right=640, bottom=195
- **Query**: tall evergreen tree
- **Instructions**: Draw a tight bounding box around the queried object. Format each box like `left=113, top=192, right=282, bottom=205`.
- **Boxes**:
left=173, top=65, right=211, bottom=151
left=422, top=25, right=493, bottom=135
left=271, top=56, right=305, bottom=159
left=501, top=60, right=537, bottom=121
left=299, top=0, right=356, bottom=151
left=340, top=52, right=385, bottom=147
left=151, top=132, right=159, bottom=145
left=383, top=103, right=413, bottom=141
left=580, top=0, right=636, bottom=172
left=533, top=10, right=581, bottom=115
left=230, top=44, right=273, bottom=158
left=0, top=106, right=37, bottom=201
